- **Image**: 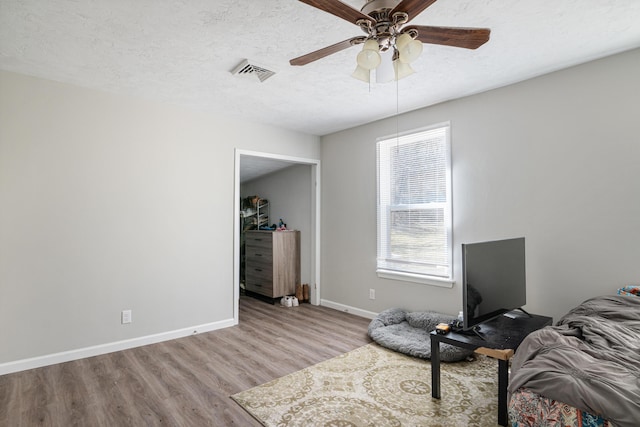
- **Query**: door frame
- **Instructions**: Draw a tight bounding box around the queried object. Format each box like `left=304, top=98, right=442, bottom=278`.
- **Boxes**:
left=233, top=149, right=321, bottom=323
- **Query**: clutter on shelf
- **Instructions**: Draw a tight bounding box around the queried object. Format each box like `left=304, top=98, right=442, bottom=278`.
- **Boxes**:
left=240, top=195, right=269, bottom=231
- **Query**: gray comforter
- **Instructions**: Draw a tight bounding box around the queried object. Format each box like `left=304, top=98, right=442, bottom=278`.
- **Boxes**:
left=508, top=295, right=640, bottom=427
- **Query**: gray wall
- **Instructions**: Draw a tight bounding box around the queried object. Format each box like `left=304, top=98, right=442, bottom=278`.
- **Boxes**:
left=241, top=164, right=314, bottom=285
left=320, top=48, right=640, bottom=323
left=0, top=70, right=320, bottom=367
left=2, top=48, right=638, bottom=370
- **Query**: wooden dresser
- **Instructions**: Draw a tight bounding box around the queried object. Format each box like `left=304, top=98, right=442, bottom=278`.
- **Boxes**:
left=245, top=230, right=300, bottom=301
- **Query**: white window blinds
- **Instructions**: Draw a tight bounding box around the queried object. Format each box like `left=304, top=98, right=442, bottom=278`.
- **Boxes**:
left=376, top=123, right=452, bottom=280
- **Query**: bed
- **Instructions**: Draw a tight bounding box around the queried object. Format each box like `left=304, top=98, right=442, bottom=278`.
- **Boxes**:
left=507, top=294, right=640, bottom=427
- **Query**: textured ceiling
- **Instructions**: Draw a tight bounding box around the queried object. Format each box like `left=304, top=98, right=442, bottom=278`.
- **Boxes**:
left=1, top=0, right=640, bottom=136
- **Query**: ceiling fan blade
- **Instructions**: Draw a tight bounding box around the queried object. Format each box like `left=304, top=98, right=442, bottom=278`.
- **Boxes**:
left=390, top=0, right=438, bottom=23
left=298, top=0, right=375, bottom=25
left=290, top=37, right=364, bottom=66
left=405, top=25, right=491, bottom=49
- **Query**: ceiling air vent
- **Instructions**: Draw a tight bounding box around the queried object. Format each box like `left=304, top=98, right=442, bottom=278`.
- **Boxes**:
left=231, top=59, right=276, bottom=83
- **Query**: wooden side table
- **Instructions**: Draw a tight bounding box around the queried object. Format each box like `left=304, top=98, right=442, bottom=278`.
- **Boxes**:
left=430, top=312, right=552, bottom=426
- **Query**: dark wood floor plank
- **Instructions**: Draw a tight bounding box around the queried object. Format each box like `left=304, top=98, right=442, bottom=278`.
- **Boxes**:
left=1, top=297, right=372, bottom=426
left=52, top=360, right=94, bottom=426
left=0, top=369, right=21, bottom=425
left=20, top=365, right=59, bottom=426
left=91, top=353, right=144, bottom=426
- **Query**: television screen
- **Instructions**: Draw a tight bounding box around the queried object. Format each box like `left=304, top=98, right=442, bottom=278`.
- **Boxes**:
left=462, top=237, right=526, bottom=330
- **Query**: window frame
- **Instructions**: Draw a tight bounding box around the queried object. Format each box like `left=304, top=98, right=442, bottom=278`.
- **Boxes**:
left=376, top=122, right=454, bottom=288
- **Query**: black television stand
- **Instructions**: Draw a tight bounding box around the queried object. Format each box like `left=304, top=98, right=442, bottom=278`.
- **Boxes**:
left=450, top=321, right=484, bottom=340
left=503, top=308, right=533, bottom=319
left=469, top=325, right=484, bottom=339
left=460, top=325, right=484, bottom=339
left=430, top=312, right=552, bottom=426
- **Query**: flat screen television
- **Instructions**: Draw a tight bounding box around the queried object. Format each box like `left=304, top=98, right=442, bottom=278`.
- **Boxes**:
left=462, top=237, right=526, bottom=331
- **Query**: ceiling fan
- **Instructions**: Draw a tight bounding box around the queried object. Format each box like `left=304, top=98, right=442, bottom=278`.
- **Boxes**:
left=290, top=0, right=490, bottom=81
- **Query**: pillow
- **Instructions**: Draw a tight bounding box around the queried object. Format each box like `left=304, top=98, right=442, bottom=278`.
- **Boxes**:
left=618, top=286, right=640, bottom=297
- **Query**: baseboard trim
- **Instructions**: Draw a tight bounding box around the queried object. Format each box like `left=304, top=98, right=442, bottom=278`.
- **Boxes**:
left=320, top=299, right=378, bottom=319
left=0, top=318, right=236, bottom=376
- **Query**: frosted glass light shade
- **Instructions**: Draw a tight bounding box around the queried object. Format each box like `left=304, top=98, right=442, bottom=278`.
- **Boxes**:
left=356, top=40, right=381, bottom=70
left=362, top=39, right=379, bottom=51
left=396, top=33, right=423, bottom=63
left=394, top=59, right=415, bottom=80
left=396, top=33, right=412, bottom=50
left=352, top=65, right=371, bottom=82
left=357, top=50, right=381, bottom=69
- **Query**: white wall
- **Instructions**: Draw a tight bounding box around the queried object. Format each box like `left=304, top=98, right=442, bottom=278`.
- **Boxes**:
left=0, top=70, right=320, bottom=369
left=320, top=48, right=640, bottom=323
left=241, top=164, right=313, bottom=285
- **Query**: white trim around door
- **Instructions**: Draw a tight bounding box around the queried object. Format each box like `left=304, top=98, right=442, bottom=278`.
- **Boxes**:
left=233, top=149, right=321, bottom=324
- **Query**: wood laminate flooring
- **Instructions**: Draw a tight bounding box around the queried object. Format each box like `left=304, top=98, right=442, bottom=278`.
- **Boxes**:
left=0, top=296, right=373, bottom=426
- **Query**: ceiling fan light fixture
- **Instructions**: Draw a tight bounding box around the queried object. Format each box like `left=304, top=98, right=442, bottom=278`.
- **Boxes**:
left=362, top=39, right=380, bottom=51
left=356, top=40, right=382, bottom=69
left=395, top=33, right=412, bottom=49
left=357, top=50, right=381, bottom=69
left=393, top=59, right=415, bottom=80
left=396, top=33, right=423, bottom=63
left=352, top=64, right=371, bottom=83
left=289, top=0, right=491, bottom=78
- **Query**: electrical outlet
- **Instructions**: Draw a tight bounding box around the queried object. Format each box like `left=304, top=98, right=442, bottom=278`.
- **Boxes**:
left=369, top=289, right=375, bottom=300
left=121, top=310, right=132, bottom=324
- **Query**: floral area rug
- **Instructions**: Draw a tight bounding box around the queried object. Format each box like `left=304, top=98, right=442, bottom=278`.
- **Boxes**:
left=231, top=343, right=499, bottom=426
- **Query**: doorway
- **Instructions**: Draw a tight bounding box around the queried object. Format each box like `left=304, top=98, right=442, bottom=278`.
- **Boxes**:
left=233, top=149, right=321, bottom=323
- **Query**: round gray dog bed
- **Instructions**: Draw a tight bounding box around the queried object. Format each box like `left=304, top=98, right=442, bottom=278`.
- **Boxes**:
left=368, top=308, right=474, bottom=362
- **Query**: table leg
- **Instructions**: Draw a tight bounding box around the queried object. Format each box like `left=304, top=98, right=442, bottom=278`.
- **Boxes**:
left=431, top=334, right=441, bottom=399
left=498, top=358, right=509, bottom=426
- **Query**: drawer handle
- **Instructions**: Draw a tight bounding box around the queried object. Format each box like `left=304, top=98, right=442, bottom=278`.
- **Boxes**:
left=255, top=254, right=262, bottom=257
left=255, top=268, right=262, bottom=272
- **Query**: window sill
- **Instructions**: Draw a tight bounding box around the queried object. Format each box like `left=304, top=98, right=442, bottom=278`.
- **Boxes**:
left=376, top=269, right=455, bottom=288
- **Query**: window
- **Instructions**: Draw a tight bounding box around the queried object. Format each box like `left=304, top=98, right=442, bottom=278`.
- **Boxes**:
left=376, top=123, right=452, bottom=284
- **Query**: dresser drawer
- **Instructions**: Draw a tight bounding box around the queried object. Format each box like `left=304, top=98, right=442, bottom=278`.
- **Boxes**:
left=245, top=246, right=273, bottom=263
left=245, top=232, right=272, bottom=250
left=245, top=257, right=272, bottom=275
left=245, top=262, right=273, bottom=282
left=245, top=273, right=273, bottom=296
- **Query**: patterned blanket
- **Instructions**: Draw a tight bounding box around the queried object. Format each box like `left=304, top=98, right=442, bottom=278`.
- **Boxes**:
left=509, top=388, right=610, bottom=427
